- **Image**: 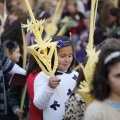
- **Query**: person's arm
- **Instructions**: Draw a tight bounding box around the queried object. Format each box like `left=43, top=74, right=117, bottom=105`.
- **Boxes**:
left=8, top=86, right=21, bottom=113
left=8, top=86, right=24, bottom=119
left=33, top=72, right=55, bottom=109
left=8, top=64, right=26, bottom=75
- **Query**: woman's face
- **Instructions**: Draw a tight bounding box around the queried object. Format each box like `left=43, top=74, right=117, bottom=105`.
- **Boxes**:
left=8, top=13, right=18, bottom=24
left=108, top=62, right=120, bottom=100
left=67, top=3, right=77, bottom=13
left=57, top=45, right=73, bottom=72
left=9, top=46, right=21, bottom=63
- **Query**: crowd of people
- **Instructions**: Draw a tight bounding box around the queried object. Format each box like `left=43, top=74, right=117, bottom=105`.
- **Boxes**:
left=0, top=0, right=120, bottom=120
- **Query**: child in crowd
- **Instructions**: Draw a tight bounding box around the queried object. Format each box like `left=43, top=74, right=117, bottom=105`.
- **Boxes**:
left=2, top=40, right=21, bottom=63
left=33, top=36, right=79, bottom=120
left=26, top=55, right=43, bottom=120
left=63, top=37, right=120, bottom=120
left=0, top=40, right=26, bottom=116
left=84, top=48, right=120, bottom=120
left=2, top=40, right=29, bottom=120
left=2, top=40, right=21, bottom=92
left=0, top=40, right=22, bottom=120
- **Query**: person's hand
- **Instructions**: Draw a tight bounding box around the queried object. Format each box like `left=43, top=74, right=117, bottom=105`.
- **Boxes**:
left=15, top=109, right=24, bottom=119
left=49, top=76, right=61, bottom=89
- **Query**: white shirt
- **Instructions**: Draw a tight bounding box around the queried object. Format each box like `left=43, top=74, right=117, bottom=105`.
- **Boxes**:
left=34, top=70, right=78, bottom=120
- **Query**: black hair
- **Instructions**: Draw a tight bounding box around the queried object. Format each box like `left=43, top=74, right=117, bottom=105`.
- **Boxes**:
left=52, top=36, right=74, bottom=70
left=2, top=40, right=19, bottom=54
left=91, top=48, right=120, bottom=100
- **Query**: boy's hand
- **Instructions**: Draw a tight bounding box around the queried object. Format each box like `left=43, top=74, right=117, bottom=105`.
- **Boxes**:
left=49, top=76, right=60, bottom=89
left=15, top=109, right=24, bottom=119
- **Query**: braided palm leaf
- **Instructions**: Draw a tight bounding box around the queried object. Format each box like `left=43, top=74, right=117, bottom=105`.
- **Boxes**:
left=78, top=0, right=101, bottom=106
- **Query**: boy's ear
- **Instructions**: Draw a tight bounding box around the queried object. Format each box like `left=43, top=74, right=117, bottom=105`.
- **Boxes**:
left=6, top=49, right=13, bottom=58
left=7, top=52, right=11, bottom=58
left=4, top=48, right=10, bottom=57
left=13, top=13, right=18, bottom=17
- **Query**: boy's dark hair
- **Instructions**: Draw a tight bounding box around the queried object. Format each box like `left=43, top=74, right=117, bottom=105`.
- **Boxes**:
left=9, top=6, right=23, bottom=18
left=91, top=48, right=120, bottom=100
left=52, top=36, right=74, bottom=70
left=110, top=8, right=120, bottom=25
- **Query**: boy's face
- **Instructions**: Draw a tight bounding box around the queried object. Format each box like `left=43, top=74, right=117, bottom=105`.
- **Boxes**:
left=8, top=13, right=18, bottom=24
left=57, top=45, right=73, bottom=72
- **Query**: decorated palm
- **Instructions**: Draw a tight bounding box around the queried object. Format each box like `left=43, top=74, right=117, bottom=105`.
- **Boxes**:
left=45, top=0, right=65, bottom=36
left=78, top=0, right=101, bottom=106
left=22, top=18, right=58, bottom=76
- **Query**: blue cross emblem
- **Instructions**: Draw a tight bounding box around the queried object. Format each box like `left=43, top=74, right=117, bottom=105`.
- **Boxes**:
left=50, top=100, right=60, bottom=110
left=67, top=88, right=71, bottom=95
left=72, top=74, right=77, bottom=80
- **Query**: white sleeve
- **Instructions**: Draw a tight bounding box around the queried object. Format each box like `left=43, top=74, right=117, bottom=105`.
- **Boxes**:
left=33, top=72, right=55, bottom=109
left=8, top=64, right=26, bottom=75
